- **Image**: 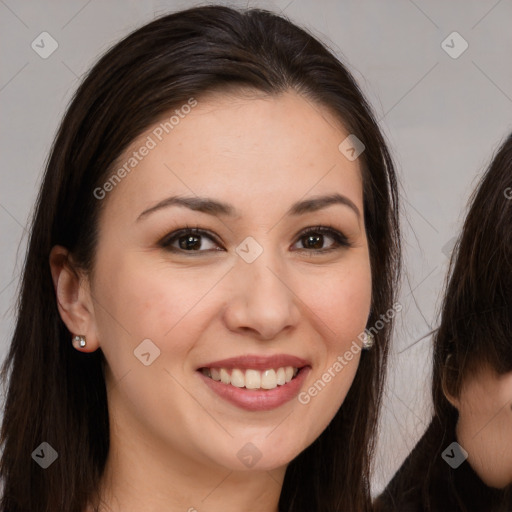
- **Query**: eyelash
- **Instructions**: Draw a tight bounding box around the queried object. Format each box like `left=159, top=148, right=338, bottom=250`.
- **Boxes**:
left=158, top=224, right=352, bottom=255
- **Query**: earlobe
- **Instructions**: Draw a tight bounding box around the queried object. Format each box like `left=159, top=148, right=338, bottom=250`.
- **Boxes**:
left=49, top=245, right=99, bottom=352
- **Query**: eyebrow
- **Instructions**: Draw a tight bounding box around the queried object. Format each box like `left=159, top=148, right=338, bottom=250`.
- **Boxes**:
left=136, top=192, right=360, bottom=221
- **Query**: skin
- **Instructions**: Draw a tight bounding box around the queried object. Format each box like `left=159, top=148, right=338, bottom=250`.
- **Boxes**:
left=50, top=90, right=372, bottom=512
left=451, top=366, right=512, bottom=488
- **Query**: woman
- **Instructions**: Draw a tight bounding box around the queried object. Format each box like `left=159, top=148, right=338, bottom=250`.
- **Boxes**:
left=0, top=5, right=400, bottom=512
left=375, top=133, right=512, bottom=511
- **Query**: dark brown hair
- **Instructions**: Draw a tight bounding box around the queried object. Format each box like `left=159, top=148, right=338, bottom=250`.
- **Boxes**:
left=434, top=134, right=512, bottom=512
left=0, top=5, right=400, bottom=512
left=433, top=132, right=512, bottom=414
left=375, top=132, right=512, bottom=512
left=427, top=132, right=512, bottom=507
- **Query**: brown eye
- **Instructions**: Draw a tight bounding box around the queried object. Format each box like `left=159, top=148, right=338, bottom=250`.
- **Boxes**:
left=293, top=226, right=351, bottom=253
left=160, top=228, right=222, bottom=253
left=301, top=233, right=325, bottom=250
left=159, top=225, right=351, bottom=256
left=177, top=234, right=203, bottom=251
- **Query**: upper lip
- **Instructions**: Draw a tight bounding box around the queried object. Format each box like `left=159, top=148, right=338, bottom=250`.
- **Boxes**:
left=198, top=354, right=310, bottom=371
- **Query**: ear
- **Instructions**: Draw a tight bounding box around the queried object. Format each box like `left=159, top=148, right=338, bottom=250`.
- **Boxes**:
left=49, top=245, right=100, bottom=352
left=442, top=354, right=461, bottom=410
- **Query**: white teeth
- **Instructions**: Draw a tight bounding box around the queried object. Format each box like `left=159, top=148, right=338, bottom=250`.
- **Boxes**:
left=261, top=369, right=276, bottom=389
left=231, top=369, right=245, bottom=388
left=202, top=365, right=299, bottom=390
left=245, top=369, right=261, bottom=389
left=220, top=368, right=230, bottom=384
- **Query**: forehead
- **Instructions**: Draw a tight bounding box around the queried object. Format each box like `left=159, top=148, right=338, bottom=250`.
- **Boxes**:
left=101, top=90, right=364, bottom=223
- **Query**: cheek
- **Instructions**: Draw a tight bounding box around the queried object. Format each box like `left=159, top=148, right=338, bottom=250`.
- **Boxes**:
left=290, top=257, right=371, bottom=439
left=303, top=255, right=372, bottom=346
left=456, top=384, right=512, bottom=488
left=91, top=253, right=225, bottom=371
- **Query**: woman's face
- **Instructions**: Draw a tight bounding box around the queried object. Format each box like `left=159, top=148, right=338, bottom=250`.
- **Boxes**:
left=86, top=90, right=372, bottom=473
left=455, top=366, right=512, bottom=488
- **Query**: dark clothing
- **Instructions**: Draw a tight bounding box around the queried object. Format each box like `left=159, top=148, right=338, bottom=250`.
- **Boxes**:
left=374, top=419, right=512, bottom=512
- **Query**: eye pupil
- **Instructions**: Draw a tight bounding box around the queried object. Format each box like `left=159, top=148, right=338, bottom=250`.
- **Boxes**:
left=304, top=234, right=323, bottom=249
left=179, top=235, right=201, bottom=250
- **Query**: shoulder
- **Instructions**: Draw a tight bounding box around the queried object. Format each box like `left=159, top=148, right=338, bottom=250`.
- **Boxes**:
left=373, top=420, right=454, bottom=512
left=374, top=418, right=512, bottom=512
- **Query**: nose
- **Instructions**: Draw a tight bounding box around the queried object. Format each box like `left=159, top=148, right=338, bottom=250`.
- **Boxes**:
left=223, top=251, right=301, bottom=340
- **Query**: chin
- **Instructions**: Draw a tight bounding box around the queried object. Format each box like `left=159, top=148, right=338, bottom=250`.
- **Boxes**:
left=476, top=467, right=512, bottom=490
left=211, top=442, right=303, bottom=473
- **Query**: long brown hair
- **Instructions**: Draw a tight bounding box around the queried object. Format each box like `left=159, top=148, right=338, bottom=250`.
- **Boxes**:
left=433, top=132, right=512, bottom=419
left=0, top=6, right=401, bottom=511
left=377, top=133, right=512, bottom=512
left=429, top=133, right=512, bottom=503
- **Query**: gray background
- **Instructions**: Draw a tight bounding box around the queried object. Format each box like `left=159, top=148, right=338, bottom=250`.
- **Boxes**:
left=1, top=0, right=511, bottom=495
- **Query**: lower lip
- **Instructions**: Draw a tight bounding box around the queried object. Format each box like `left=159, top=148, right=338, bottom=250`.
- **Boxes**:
left=197, top=367, right=311, bottom=411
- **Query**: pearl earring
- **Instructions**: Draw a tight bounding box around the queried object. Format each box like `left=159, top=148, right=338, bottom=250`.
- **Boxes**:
left=73, top=335, right=86, bottom=348
left=362, top=332, right=375, bottom=350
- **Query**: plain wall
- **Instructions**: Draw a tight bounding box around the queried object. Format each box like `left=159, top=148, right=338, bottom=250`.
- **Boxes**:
left=1, top=0, right=511, bottom=496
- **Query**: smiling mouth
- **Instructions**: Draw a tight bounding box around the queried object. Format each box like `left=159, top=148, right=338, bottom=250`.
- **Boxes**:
left=199, top=366, right=301, bottom=390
